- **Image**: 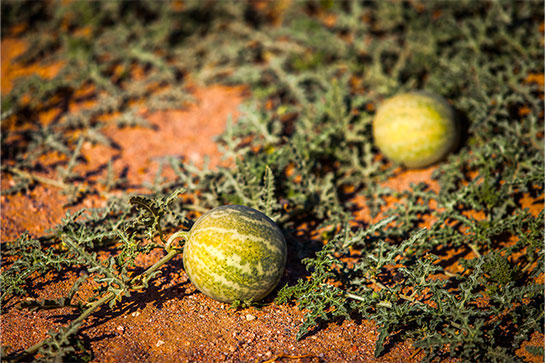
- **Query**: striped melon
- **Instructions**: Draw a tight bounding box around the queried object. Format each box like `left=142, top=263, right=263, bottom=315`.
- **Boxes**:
left=182, top=205, right=287, bottom=303
left=373, top=91, right=459, bottom=168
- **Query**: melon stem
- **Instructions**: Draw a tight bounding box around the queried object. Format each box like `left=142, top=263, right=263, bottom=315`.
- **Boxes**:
left=165, top=230, right=189, bottom=252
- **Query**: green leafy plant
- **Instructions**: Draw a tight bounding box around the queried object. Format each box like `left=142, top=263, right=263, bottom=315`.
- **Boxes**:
left=1, top=1, right=543, bottom=362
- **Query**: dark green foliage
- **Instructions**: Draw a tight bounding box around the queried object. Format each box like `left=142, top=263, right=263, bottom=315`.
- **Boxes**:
left=1, top=1, right=543, bottom=362
left=1, top=232, right=78, bottom=302
left=2, top=191, right=186, bottom=361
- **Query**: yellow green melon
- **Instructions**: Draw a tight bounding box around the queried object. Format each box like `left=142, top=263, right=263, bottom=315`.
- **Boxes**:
left=182, top=205, right=287, bottom=303
left=372, top=91, right=459, bottom=168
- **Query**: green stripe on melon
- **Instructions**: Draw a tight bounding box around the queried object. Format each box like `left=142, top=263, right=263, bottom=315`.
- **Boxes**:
left=183, top=205, right=287, bottom=303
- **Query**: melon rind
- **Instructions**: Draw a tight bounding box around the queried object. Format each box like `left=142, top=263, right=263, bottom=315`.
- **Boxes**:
left=372, top=91, right=459, bottom=168
left=183, top=205, right=287, bottom=303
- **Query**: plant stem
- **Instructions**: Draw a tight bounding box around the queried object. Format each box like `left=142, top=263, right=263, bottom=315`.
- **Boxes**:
left=345, top=292, right=366, bottom=302
left=8, top=166, right=115, bottom=199
left=468, top=243, right=482, bottom=258
left=10, top=167, right=69, bottom=189
left=17, top=240, right=185, bottom=360
left=346, top=280, right=426, bottom=307
left=21, top=292, right=114, bottom=359
left=132, top=248, right=181, bottom=289
left=165, top=230, right=189, bottom=252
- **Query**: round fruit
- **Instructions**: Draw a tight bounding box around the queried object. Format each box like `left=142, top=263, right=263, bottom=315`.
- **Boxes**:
left=182, top=205, right=287, bottom=303
left=372, top=91, right=459, bottom=168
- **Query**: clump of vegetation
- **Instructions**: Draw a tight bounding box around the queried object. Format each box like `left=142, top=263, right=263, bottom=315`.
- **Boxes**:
left=1, top=1, right=543, bottom=362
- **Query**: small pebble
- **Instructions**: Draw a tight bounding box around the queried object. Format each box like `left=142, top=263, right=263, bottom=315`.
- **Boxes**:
left=245, top=314, right=256, bottom=321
